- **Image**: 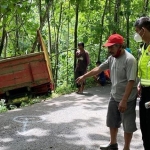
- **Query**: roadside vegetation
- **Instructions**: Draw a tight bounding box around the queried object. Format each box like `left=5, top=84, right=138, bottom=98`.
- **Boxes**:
left=0, top=0, right=149, bottom=112
left=0, top=78, right=94, bottom=113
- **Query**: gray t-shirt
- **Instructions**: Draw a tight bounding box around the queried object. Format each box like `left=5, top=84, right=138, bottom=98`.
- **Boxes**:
left=100, top=51, right=137, bottom=102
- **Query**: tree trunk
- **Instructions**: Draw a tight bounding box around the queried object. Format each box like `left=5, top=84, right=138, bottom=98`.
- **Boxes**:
left=15, top=14, right=19, bottom=56
left=113, top=0, right=121, bottom=33
left=98, top=0, right=108, bottom=61
left=0, top=27, right=6, bottom=56
left=74, top=0, right=79, bottom=78
left=143, top=0, right=149, bottom=15
left=124, top=1, right=131, bottom=48
left=126, top=14, right=130, bottom=47
left=108, top=0, right=112, bottom=35
left=67, top=2, right=70, bottom=85
left=47, top=11, right=52, bottom=55
left=4, top=32, right=8, bottom=58
left=37, top=0, right=42, bottom=52
left=55, top=2, right=63, bottom=87
left=38, top=0, right=42, bottom=25
left=51, top=4, right=57, bottom=80
left=31, top=0, right=53, bottom=52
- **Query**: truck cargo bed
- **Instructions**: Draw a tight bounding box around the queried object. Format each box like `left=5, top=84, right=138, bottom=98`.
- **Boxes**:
left=0, top=52, right=51, bottom=97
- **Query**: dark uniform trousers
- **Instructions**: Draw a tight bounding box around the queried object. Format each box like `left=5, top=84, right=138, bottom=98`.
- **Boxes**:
left=140, top=87, right=150, bottom=150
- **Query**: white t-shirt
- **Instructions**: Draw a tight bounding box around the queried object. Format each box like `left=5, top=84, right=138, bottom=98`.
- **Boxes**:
left=100, top=50, right=138, bottom=102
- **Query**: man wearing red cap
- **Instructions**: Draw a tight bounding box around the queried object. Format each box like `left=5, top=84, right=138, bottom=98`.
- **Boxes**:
left=76, top=34, right=137, bottom=150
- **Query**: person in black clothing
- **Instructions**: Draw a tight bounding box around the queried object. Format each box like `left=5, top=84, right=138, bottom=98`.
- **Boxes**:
left=75, top=42, right=90, bottom=94
left=134, top=17, right=150, bottom=150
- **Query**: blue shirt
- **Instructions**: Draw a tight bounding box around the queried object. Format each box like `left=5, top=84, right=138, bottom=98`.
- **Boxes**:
left=98, top=71, right=106, bottom=82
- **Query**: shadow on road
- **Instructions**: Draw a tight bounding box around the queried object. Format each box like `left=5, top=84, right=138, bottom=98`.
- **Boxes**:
left=0, top=85, right=143, bottom=150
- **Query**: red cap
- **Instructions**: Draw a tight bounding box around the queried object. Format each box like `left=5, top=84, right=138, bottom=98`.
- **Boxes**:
left=103, top=34, right=124, bottom=47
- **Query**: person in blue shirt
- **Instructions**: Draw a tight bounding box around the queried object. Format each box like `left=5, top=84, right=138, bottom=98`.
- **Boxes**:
left=123, top=43, right=132, bottom=53
left=125, top=47, right=131, bottom=53
left=94, top=61, right=106, bottom=86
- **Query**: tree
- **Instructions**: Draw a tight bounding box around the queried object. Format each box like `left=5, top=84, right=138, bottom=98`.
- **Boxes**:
left=54, top=2, right=63, bottom=86
left=74, top=0, right=79, bottom=77
left=143, top=0, right=149, bottom=15
left=0, top=0, right=148, bottom=88
left=123, top=0, right=131, bottom=48
left=113, top=0, right=121, bottom=33
left=98, top=0, right=108, bottom=61
left=31, top=0, right=53, bottom=52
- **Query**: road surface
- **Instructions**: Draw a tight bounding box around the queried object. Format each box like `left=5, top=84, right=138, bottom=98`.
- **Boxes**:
left=0, top=85, right=143, bottom=150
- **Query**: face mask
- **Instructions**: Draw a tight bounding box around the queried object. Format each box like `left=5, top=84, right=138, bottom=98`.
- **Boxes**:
left=113, top=45, right=122, bottom=58
left=134, top=33, right=142, bottom=42
left=114, top=49, right=122, bottom=58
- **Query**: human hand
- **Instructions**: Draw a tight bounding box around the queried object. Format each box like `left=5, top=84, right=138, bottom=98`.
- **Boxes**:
left=137, top=84, right=141, bottom=97
left=76, top=50, right=80, bottom=56
left=76, top=75, right=85, bottom=85
left=118, top=100, right=127, bottom=113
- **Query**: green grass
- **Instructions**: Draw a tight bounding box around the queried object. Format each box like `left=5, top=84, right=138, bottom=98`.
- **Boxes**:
left=0, top=100, right=7, bottom=113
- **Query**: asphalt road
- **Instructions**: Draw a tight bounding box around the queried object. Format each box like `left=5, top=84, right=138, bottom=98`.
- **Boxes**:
left=0, top=85, right=143, bottom=150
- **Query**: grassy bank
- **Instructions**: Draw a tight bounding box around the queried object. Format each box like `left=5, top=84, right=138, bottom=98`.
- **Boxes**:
left=0, top=78, right=95, bottom=113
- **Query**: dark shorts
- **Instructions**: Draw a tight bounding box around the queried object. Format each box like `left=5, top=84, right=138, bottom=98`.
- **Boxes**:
left=107, top=96, right=137, bottom=133
left=75, top=70, right=86, bottom=88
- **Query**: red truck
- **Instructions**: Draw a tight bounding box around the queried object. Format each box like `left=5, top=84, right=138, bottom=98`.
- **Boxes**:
left=0, top=31, right=54, bottom=103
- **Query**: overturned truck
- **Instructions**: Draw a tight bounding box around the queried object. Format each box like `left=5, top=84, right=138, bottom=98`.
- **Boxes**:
left=0, top=30, right=54, bottom=103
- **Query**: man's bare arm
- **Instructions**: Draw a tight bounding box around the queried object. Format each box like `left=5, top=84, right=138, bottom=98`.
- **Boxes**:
left=122, top=80, right=135, bottom=101
left=76, top=67, right=102, bottom=83
left=84, top=67, right=102, bottom=78
left=118, top=80, right=135, bottom=113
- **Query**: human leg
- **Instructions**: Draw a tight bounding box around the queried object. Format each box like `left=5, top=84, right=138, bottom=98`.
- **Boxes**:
left=123, top=132, right=133, bottom=150
left=107, top=97, right=121, bottom=144
left=100, top=128, right=118, bottom=150
left=139, top=96, right=147, bottom=149
left=140, top=87, right=150, bottom=150
left=110, top=127, right=118, bottom=144
left=100, top=97, right=121, bottom=149
left=79, top=70, right=86, bottom=93
left=101, top=98, right=137, bottom=150
left=121, top=99, right=137, bottom=150
left=75, top=71, right=82, bottom=93
left=80, top=84, right=84, bottom=93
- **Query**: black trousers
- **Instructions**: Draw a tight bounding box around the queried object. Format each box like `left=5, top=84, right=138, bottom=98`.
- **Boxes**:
left=140, top=87, right=150, bottom=150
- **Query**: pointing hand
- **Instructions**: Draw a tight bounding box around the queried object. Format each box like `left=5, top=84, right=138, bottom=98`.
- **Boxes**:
left=76, top=75, right=85, bottom=85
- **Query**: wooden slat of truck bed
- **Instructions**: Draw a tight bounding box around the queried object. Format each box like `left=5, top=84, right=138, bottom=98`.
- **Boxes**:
left=0, top=52, right=50, bottom=94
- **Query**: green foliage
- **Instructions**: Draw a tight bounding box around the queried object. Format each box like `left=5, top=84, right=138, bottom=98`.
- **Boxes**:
left=0, top=100, right=7, bottom=113
left=9, top=105, right=17, bottom=110
left=20, top=97, right=42, bottom=107
left=56, top=83, right=76, bottom=95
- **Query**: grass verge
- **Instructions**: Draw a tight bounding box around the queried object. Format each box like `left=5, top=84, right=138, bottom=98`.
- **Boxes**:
left=0, top=79, right=95, bottom=113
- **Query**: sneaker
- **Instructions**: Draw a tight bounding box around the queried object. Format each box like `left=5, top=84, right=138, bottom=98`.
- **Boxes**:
left=100, top=143, right=118, bottom=150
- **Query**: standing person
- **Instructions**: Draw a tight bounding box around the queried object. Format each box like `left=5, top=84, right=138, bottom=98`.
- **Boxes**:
left=75, top=42, right=90, bottom=94
left=134, top=16, right=150, bottom=150
left=76, top=34, right=137, bottom=150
